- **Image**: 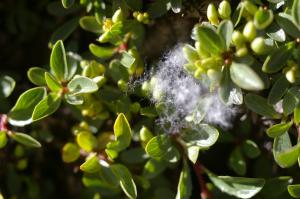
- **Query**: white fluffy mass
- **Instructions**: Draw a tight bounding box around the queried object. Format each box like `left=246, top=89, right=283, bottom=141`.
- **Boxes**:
left=143, top=45, right=237, bottom=133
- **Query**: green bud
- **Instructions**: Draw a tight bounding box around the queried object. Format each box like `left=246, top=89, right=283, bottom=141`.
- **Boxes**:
left=254, top=7, right=274, bottom=30
left=130, top=102, right=141, bottom=113
left=143, top=12, right=149, bottom=19
left=207, top=3, right=219, bottom=25
left=250, top=37, right=272, bottom=55
left=201, top=57, right=219, bottom=69
left=140, top=126, right=153, bottom=144
left=218, top=0, right=231, bottom=19
left=243, top=0, right=258, bottom=15
left=62, top=142, right=80, bottom=163
left=182, top=44, right=199, bottom=63
left=243, top=21, right=256, bottom=42
left=112, top=9, right=123, bottom=23
left=137, top=13, right=144, bottom=22
left=133, top=12, right=139, bottom=18
left=235, top=46, right=248, bottom=57
left=285, top=68, right=297, bottom=83
left=194, top=68, right=205, bottom=79
left=0, top=131, right=7, bottom=149
left=79, top=121, right=89, bottom=130
left=232, top=31, right=245, bottom=47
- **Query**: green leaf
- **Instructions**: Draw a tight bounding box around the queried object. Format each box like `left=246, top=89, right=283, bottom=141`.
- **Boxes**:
left=32, top=93, right=61, bottom=122
left=120, top=147, right=147, bottom=164
left=0, top=76, right=15, bottom=98
left=207, top=172, right=265, bottom=199
left=106, top=113, right=132, bottom=156
left=120, top=52, right=136, bottom=68
left=219, top=66, right=243, bottom=105
left=27, top=67, right=47, bottom=86
left=217, top=20, right=233, bottom=49
left=145, top=135, right=180, bottom=163
left=61, top=0, right=74, bottom=8
left=273, top=132, right=300, bottom=168
left=175, top=160, right=192, bottom=199
left=76, top=131, right=97, bottom=152
left=147, top=0, right=169, bottom=18
left=124, top=0, right=142, bottom=10
left=0, top=131, right=7, bottom=149
left=67, top=76, right=98, bottom=95
left=50, top=40, right=68, bottom=81
left=193, top=25, right=226, bottom=55
left=230, top=61, right=265, bottom=91
left=294, top=104, right=300, bottom=125
left=111, top=164, right=137, bottom=199
left=254, top=8, right=274, bottom=29
left=79, top=16, right=103, bottom=33
left=260, top=176, right=292, bottom=198
left=10, top=132, right=41, bottom=148
left=98, top=22, right=123, bottom=43
left=45, top=72, right=62, bottom=92
left=288, top=184, right=300, bottom=198
left=62, top=142, right=80, bottom=163
left=9, top=87, right=46, bottom=126
left=292, top=0, right=300, bottom=26
left=268, top=75, right=289, bottom=104
left=89, top=44, right=116, bottom=59
left=242, top=140, right=261, bottom=159
left=181, top=124, right=219, bottom=148
left=262, top=45, right=293, bottom=73
left=49, top=18, right=78, bottom=46
left=143, top=159, right=167, bottom=179
left=266, top=122, right=293, bottom=138
left=283, top=87, right=300, bottom=116
left=64, top=93, right=84, bottom=105
left=276, top=13, right=300, bottom=38
left=245, top=94, right=280, bottom=118
left=229, top=147, right=246, bottom=175
left=80, top=155, right=101, bottom=173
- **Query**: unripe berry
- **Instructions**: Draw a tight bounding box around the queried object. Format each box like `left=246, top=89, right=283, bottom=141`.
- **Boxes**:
left=133, top=11, right=139, bottom=18
left=243, top=0, right=258, bottom=15
left=137, top=13, right=144, bottom=22
left=207, top=3, right=219, bottom=25
left=130, top=102, right=141, bottom=113
left=235, top=46, right=248, bottom=57
left=250, top=37, right=271, bottom=55
left=243, top=21, right=256, bottom=42
left=285, top=68, right=297, bottom=83
left=232, top=31, right=245, bottom=47
left=218, top=0, right=231, bottom=19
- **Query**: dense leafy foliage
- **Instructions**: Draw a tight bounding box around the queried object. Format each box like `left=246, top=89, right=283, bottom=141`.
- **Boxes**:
left=2, top=0, right=300, bottom=198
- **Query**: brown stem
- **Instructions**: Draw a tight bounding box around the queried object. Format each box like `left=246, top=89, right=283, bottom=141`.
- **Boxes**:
left=193, top=160, right=214, bottom=199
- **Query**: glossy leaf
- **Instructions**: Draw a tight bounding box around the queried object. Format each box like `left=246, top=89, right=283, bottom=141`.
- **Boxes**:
left=79, top=16, right=103, bottom=33
left=145, top=135, right=180, bottom=163
left=186, top=146, right=200, bottom=164
left=0, top=131, right=7, bottom=149
left=273, top=132, right=300, bottom=168
left=229, top=147, right=246, bottom=175
left=0, top=76, right=16, bottom=98
left=143, top=159, right=167, bottom=179
left=266, top=122, right=293, bottom=138
left=245, top=94, right=280, bottom=118
left=27, top=67, right=47, bottom=86
left=292, top=0, right=300, bottom=26
left=262, top=45, right=293, bottom=73
left=181, top=124, right=219, bottom=148
left=50, top=40, right=68, bottom=81
left=260, top=176, right=292, bottom=198
left=32, top=93, right=62, bottom=122
left=242, top=140, right=261, bottom=159
left=283, top=87, right=300, bottom=116
left=207, top=172, right=265, bottom=199
left=49, top=18, right=78, bottom=46
left=89, top=44, right=116, bottom=59
left=80, top=155, right=101, bottom=173
left=230, top=62, right=265, bottom=91
left=45, top=72, right=62, bottom=92
left=61, top=0, right=74, bottom=8
left=62, top=142, right=80, bottom=163
left=11, top=132, right=41, bottom=148
left=217, top=20, right=233, bottom=49
left=294, top=104, right=300, bottom=125
left=175, top=160, right=192, bottom=199
left=268, top=75, right=289, bottom=105
left=111, top=164, right=137, bottom=199
left=193, top=25, right=226, bottom=55
left=9, top=87, right=46, bottom=126
left=288, top=184, right=300, bottom=198
left=67, top=76, right=98, bottom=95
left=124, top=0, right=142, bottom=10
left=76, top=131, right=97, bottom=152
left=120, top=52, right=135, bottom=69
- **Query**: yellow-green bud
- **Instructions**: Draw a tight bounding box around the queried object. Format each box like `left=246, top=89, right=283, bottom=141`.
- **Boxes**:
left=250, top=37, right=272, bottom=55
left=140, top=126, right=153, bottom=144
left=118, top=79, right=128, bottom=91
left=232, top=31, right=245, bottom=47
left=201, top=57, right=219, bottom=69
left=195, top=42, right=210, bottom=58
left=133, top=11, right=139, bottom=18
left=194, top=68, right=205, bottom=79
left=207, top=3, right=219, bottom=25
left=254, top=7, right=274, bottom=30
left=235, top=46, right=248, bottom=57
left=243, top=21, right=256, bottom=42
left=137, top=13, right=144, bottom=22
left=243, top=0, right=258, bottom=15
left=130, top=102, right=141, bottom=113
left=218, top=0, right=231, bottom=19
